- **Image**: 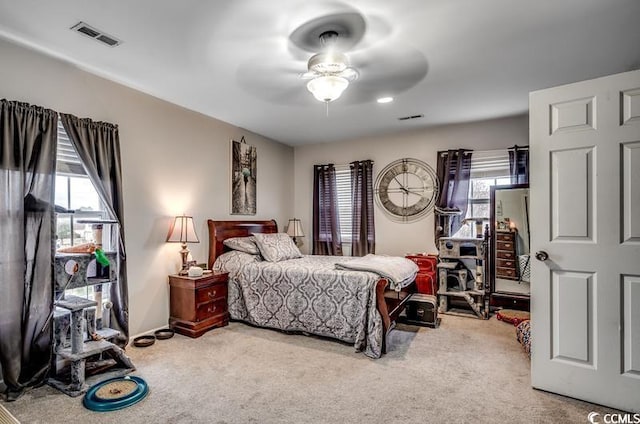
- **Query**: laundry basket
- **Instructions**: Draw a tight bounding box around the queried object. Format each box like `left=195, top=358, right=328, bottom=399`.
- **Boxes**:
left=518, top=254, right=530, bottom=282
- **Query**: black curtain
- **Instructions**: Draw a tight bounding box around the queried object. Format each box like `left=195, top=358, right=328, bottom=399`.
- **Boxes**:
left=0, top=100, right=58, bottom=400
left=60, top=114, right=129, bottom=347
left=435, top=149, right=473, bottom=242
left=350, top=160, right=375, bottom=256
left=312, top=164, right=342, bottom=255
left=509, top=145, right=529, bottom=184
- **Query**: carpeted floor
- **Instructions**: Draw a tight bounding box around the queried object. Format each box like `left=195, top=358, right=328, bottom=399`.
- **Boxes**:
left=1, top=315, right=621, bottom=423
left=0, top=403, right=20, bottom=424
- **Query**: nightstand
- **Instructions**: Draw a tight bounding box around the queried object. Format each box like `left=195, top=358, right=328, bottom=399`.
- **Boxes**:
left=168, top=272, right=229, bottom=338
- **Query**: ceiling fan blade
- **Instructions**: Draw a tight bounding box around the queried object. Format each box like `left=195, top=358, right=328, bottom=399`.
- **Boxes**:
left=341, top=44, right=429, bottom=103
left=235, top=56, right=316, bottom=105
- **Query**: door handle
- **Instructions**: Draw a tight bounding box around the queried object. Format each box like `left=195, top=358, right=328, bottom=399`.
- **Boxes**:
left=535, top=251, right=549, bottom=261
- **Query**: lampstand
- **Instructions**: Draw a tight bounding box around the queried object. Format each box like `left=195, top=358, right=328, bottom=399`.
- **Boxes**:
left=167, top=215, right=199, bottom=275
left=286, top=218, right=305, bottom=245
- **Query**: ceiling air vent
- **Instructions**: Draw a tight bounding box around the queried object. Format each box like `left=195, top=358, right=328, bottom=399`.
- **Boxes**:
left=398, top=114, right=424, bottom=121
left=70, top=22, right=122, bottom=47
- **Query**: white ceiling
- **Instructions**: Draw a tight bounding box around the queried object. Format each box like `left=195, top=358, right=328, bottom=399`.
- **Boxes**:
left=0, top=0, right=639, bottom=146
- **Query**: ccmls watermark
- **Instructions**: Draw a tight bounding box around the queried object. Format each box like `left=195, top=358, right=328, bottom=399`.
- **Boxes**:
left=588, top=412, right=640, bottom=423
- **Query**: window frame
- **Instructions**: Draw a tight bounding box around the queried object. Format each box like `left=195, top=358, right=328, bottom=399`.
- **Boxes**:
left=54, top=121, right=111, bottom=302
left=452, top=150, right=512, bottom=238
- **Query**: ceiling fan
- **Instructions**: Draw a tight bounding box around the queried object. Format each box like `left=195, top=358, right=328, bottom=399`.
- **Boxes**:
left=233, top=9, right=429, bottom=107
left=299, top=30, right=359, bottom=103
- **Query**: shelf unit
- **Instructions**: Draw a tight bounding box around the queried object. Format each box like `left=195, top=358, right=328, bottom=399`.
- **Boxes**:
left=48, top=219, right=134, bottom=397
left=437, top=236, right=489, bottom=319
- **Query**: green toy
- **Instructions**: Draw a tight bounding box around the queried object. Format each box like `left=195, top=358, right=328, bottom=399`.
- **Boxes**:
left=94, top=248, right=110, bottom=267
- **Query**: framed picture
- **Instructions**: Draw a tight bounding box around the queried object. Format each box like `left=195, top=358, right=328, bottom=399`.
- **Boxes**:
left=231, top=137, right=256, bottom=215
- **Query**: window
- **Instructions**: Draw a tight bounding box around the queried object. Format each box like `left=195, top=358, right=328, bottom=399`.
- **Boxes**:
left=55, top=121, right=111, bottom=301
left=453, top=150, right=511, bottom=238
left=55, top=122, right=109, bottom=248
left=335, top=167, right=352, bottom=242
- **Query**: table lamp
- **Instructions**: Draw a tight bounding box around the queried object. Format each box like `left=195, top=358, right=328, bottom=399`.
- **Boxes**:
left=286, top=218, right=304, bottom=244
left=167, top=215, right=199, bottom=275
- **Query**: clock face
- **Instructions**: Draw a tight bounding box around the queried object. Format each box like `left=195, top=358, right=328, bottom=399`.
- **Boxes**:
left=374, top=158, right=439, bottom=222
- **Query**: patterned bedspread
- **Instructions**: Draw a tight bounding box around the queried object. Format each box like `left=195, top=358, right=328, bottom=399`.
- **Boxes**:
left=214, top=253, right=385, bottom=358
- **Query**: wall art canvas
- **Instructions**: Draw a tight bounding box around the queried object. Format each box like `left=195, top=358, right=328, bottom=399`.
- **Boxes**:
left=231, top=138, right=257, bottom=215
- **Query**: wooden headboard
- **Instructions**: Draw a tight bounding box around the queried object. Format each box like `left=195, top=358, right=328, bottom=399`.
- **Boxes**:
left=207, top=220, right=278, bottom=268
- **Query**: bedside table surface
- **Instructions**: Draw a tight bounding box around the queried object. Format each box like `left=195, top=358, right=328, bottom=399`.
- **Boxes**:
left=168, top=271, right=228, bottom=289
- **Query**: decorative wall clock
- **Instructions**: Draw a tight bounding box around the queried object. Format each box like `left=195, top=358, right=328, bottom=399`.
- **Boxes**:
left=374, top=158, right=439, bottom=222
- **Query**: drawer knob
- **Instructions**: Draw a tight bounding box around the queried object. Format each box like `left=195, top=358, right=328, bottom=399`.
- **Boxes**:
left=207, top=305, right=217, bottom=313
left=208, top=290, right=217, bottom=299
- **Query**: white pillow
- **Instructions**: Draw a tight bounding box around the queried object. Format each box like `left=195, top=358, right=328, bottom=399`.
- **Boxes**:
left=223, top=236, right=260, bottom=255
left=251, top=232, right=302, bottom=262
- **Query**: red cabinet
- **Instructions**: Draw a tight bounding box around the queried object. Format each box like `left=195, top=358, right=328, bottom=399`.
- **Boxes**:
left=405, top=254, right=438, bottom=295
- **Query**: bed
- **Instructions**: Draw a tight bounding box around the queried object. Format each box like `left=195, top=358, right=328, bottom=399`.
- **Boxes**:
left=207, top=220, right=416, bottom=358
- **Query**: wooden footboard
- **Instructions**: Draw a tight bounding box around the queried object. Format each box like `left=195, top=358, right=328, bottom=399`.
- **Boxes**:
left=377, top=280, right=415, bottom=353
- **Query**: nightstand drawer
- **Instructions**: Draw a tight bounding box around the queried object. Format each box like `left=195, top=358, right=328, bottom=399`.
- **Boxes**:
left=196, top=284, right=227, bottom=303
left=496, top=250, right=515, bottom=260
left=496, top=232, right=515, bottom=242
left=496, top=267, right=517, bottom=278
left=196, top=298, right=227, bottom=322
left=497, top=241, right=514, bottom=250
left=497, top=258, right=516, bottom=269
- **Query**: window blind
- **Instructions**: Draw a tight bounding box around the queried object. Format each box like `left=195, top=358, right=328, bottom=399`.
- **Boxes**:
left=335, top=167, right=352, bottom=242
left=470, top=149, right=510, bottom=178
left=56, top=121, right=85, bottom=175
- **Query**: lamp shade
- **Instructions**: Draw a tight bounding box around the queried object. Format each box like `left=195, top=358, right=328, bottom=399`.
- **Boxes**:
left=166, top=215, right=199, bottom=243
left=286, top=218, right=305, bottom=238
left=306, top=75, right=349, bottom=102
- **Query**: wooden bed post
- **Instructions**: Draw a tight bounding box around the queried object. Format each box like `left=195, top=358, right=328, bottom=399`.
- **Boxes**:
left=375, top=279, right=391, bottom=354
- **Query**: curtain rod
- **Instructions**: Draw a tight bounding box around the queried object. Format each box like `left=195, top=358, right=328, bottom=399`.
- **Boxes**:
left=317, top=160, right=375, bottom=169
left=438, top=145, right=529, bottom=157
left=438, top=150, right=473, bottom=156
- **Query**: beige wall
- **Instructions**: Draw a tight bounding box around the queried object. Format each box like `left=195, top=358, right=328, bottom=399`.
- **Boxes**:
left=0, top=38, right=294, bottom=337
left=293, top=115, right=529, bottom=256
left=0, top=36, right=529, bottom=338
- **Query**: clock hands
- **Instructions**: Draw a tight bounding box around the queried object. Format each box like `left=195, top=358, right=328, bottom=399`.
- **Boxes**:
left=393, top=176, right=409, bottom=194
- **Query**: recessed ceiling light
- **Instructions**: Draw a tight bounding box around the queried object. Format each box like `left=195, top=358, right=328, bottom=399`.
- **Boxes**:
left=377, top=97, right=394, bottom=104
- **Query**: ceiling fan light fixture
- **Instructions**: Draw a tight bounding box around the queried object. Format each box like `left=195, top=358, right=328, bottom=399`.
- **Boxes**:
left=308, top=52, right=349, bottom=74
left=307, top=75, right=349, bottom=102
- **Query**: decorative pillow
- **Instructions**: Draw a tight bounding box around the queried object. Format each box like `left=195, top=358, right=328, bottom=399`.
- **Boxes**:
left=251, top=232, right=303, bottom=262
left=516, top=319, right=532, bottom=359
left=212, top=250, right=262, bottom=275
left=223, top=236, right=260, bottom=255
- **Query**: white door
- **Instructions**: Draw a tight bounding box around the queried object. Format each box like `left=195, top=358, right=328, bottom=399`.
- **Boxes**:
left=530, top=69, right=640, bottom=413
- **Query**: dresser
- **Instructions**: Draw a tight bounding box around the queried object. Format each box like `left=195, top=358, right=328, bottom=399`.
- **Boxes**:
left=495, top=230, right=519, bottom=280
left=168, top=272, right=229, bottom=338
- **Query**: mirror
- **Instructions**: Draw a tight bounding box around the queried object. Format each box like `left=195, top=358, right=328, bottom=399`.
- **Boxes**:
left=490, top=184, right=530, bottom=297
